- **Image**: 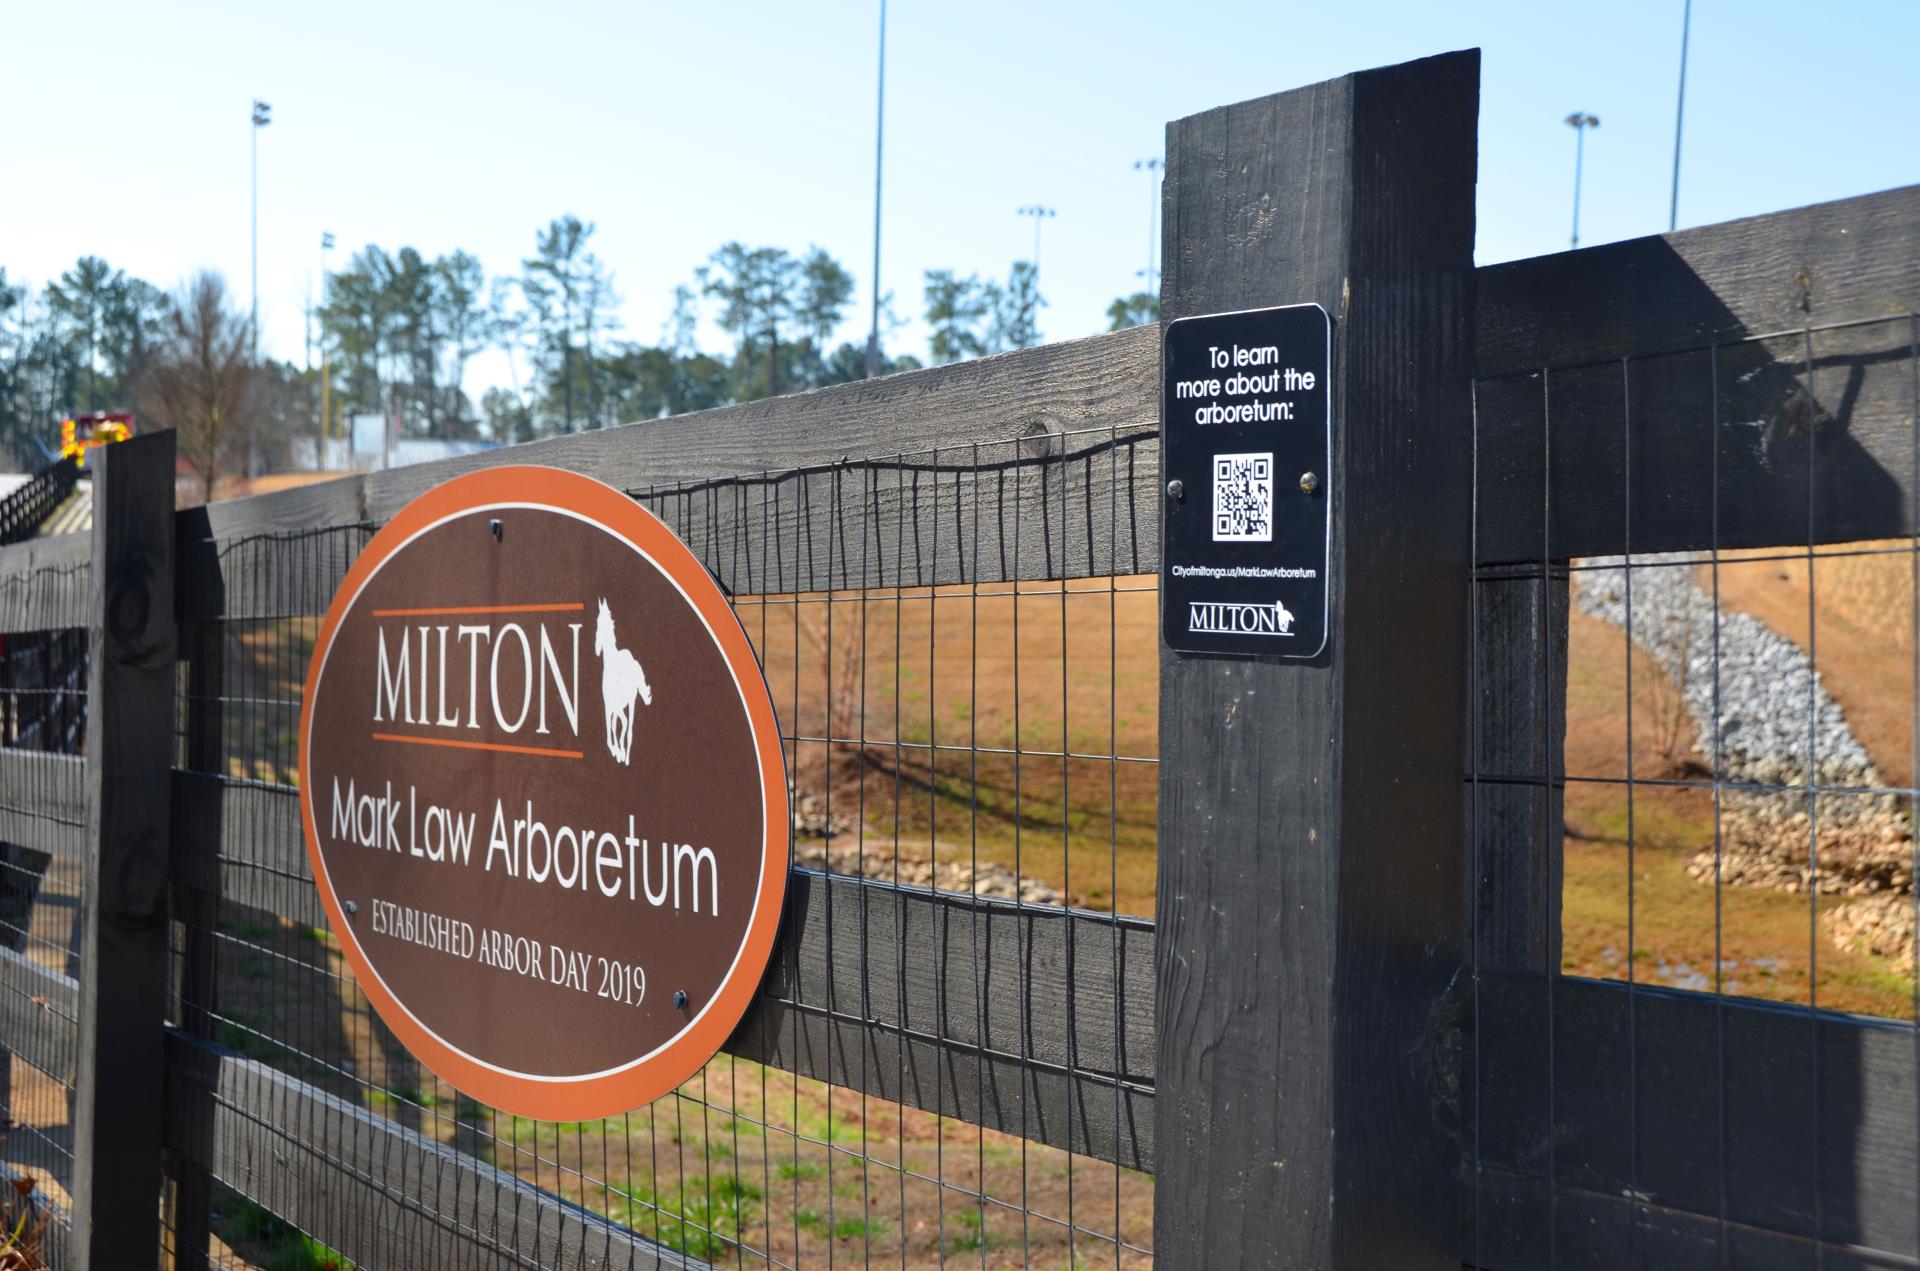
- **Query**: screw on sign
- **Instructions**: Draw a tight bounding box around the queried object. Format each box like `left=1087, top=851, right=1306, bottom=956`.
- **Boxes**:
left=298, top=466, right=790, bottom=1120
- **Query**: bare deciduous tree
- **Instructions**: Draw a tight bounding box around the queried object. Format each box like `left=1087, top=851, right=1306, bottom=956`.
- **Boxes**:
left=142, top=273, right=252, bottom=501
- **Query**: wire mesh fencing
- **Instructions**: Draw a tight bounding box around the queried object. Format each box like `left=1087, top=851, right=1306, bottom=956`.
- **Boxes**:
left=0, top=558, right=91, bottom=1266
left=1467, top=312, right=1920, bottom=1262
left=163, top=424, right=1160, bottom=1269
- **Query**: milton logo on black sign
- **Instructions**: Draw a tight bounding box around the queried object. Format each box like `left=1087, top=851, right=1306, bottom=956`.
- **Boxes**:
left=1160, top=303, right=1332, bottom=658
left=1187, top=599, right=1295, bottom=637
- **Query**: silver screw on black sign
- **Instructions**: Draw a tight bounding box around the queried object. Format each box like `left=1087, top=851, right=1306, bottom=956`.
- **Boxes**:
left=1299, top=471, right=1320, bottom=495
left=1165, top=479, right=1184, bottom=502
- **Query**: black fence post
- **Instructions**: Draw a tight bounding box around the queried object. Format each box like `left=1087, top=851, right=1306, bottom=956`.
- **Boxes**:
left=72, top=430, right=175, bottom=1269
left=1153, top=51, right=1479, bottom=1268
left=165, top=600, right=221, bottom=1271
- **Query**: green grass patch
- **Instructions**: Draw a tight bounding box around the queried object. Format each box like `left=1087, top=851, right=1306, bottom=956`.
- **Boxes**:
left=832, top=1214, right=887, bottom=1240
left=794, top=1106, right=861, bottom=1146
left=213, top=1190, right=352, bottom=1270
left=951, top=1205, right=989, bottom=1251
left=610, top=1174, right=761, bottom=1262
left=361, top=1085, right=436, bottom=1110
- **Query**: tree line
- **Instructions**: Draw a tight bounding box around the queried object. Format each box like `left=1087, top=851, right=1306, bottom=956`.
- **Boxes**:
left=1, top=216, right=1161, bottom=493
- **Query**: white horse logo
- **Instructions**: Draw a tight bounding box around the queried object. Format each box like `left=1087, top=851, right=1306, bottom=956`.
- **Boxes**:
left=595, top=598, right=652, bottom=765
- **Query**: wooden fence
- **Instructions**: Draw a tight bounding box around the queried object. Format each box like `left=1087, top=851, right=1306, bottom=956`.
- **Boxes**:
left=0, top=457, right=78, bottom=547
left=0, top=47, right=1915, bottom=1269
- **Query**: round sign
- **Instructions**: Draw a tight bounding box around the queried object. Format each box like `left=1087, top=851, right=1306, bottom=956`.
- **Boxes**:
left=298, top=466, right=788, bottom=1120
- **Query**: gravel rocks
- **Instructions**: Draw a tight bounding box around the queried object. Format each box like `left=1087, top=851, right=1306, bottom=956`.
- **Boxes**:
left=1576, top=555, right=1916, bottom=969
left=789, top=779, right=850, bottom=839
left=1824, top=892, right=1917, bottom=976
left=1576, top=556, right=1878, bottom=789
left=792, top=837, right=1066, bottom=906
left=788, top=776, right=1068, bottom=905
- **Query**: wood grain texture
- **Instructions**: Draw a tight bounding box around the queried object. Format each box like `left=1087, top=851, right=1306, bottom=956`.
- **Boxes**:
left=1471, top=564, right=1566, bottom=973
left=1476, top=184, right=1920, bottom=377
left=735, top=867, right=1154, bottom=1170
left=164, top=775, right=1156, bottom=1169
left=182, top=432, right=1159, bottom=622
left=0, top=531, right=88, bottom=634
left=0, top=750, right=85, bottom=862
left=1468, top=973, right=1919, bottom=1266
left=731, top=993, right=1154, bottom=1173
left=166, top=621, right=225, bottom=1271
left=1475, top=188, right=1920, bottom=562
left=166, top=188, right=1920, bottom=616
left=178, top=327, right=1161, bottom=619
left=0, top=946, right=75, bottom=1082
left=1153, top=50, right=1478, bottom=1270
left=167, top=773, right=321, bottom=930
left=162, top=1031, right=708, bottom=1271
left=72, top=430, right=174, bottom=1270
left=1470, top=1166, right=1836, bottom=1270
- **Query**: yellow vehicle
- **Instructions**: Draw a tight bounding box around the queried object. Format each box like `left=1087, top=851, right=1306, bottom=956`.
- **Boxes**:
left=59, top=412, right=133, bottom=468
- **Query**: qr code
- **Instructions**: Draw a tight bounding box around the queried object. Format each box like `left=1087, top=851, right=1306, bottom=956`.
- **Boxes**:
left=1211, top=452, right=1273, bottom=541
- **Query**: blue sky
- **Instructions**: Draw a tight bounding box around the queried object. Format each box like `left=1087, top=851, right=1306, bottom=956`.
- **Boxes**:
left=4, top=0, right=1916, bottom=395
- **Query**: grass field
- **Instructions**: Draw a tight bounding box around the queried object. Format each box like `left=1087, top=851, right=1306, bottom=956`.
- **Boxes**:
left=1562, top=593, right=1917, bottom=1019
left=213, top=566, right=1913, bottom=1012
left=153, top=555, right=1920, bottom=1266
left=182, top=587, right=1162, bottom=1267
left=741, top=569, right=1914, bottom=1018
left=200, top=910, right=1151, bottom=1270
left=741, top=577, right=1162, bottom=916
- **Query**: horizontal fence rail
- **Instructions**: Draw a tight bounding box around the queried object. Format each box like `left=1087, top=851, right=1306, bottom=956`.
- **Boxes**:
left=0, top=88, right=1912, bottom=1268
left=179, top=185, right=1918, bottom=610
left=0, top=533, right=90, bottom=634
left=166, top=773, right=1156, bottom=1172
left=182, top=322, right=1162, bottom=618
left=162, top=1032, right=709, bottom=1271
left=1475, top=183, right=1920, bottom=562
left=0, top=536, right=89, bottom=1262
left=0, top=458, right=78, bottom=547
left=160, top=413, right=1165, bottom=1268
left=1466, top=185, right=1920, bottom=1267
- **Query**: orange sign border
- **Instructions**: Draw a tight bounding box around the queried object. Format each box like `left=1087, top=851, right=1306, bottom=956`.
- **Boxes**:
left=297, top=465, right=790, bottom=1120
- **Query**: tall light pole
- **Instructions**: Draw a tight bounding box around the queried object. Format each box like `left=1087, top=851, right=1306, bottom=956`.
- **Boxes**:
left=1564, top=111, right=1599, bottom=250
left=1134, top=158, right=1163, bottom=292
left=1016, top=204, right=1056, bottom=281
left=250, top=98, right=271, bottom=476
left=319, top=231, right=334, bottom=464
left=1668, top=0, right=1692, bottom=232
left=863, top=0, right=887, bottom=379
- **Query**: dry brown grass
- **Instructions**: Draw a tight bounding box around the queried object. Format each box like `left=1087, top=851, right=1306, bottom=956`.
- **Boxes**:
left=204, top=911, right=1152, bottom=1268
left=743, top=577, right=1161, bottom=916
left=1710, top=545, right=1917, bottom=784
left=1562, top=606, right=1915, bottom=1018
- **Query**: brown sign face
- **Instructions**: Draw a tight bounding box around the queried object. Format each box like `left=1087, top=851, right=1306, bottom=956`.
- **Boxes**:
left=299, top=466, right=788, bottom=1120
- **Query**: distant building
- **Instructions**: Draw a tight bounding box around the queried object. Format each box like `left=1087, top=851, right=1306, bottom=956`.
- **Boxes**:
left=289, top=414, right=498, bottom=473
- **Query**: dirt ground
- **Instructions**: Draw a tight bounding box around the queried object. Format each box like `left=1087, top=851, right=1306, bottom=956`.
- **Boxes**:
left=1709, top=544, right=1916, bottom=784
left=1561, top=602, right=1916, bottom=1018
left=742, top=577, right=1162, bottom=917
left=195, top=912, right=1152, bottom=1270
left=47, top=554, right=1911, bottom=1267
left=177, top=586, right=1161, bottom=1267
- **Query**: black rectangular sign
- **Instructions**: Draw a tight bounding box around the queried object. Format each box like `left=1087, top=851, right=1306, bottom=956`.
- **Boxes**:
left=1161, top=303, right=1332, bottom=657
